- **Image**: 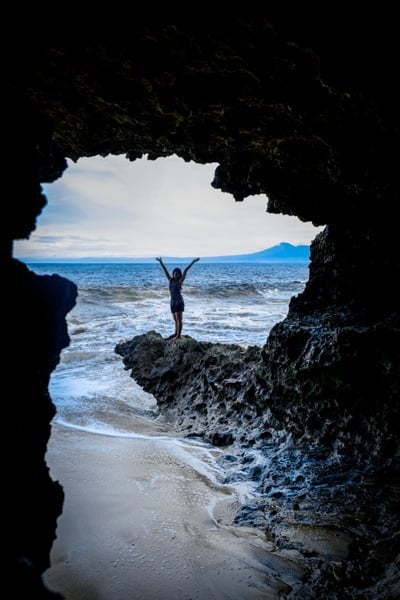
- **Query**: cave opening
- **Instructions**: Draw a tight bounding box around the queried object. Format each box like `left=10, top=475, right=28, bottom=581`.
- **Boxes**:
left=14, top=153, right=322, bottom=432
left=13, top=152, right=323, bottom=432
left=28, top=154, right=325, bottom=600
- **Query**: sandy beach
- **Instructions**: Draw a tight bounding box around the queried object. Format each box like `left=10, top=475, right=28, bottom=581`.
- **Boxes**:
left=43, top=423, right=299, bottom=600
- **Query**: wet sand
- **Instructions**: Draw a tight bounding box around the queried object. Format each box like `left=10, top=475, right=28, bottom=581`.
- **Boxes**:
left=43, top=423, right=302, bottom=599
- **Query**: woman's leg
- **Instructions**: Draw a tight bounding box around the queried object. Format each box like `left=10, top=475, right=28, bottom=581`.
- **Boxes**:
left=168, top=308, right=183, bottom=340
left=166, top=312, right=178, bottom=339
left=172, top=312, right=179, bottom=337
left=175, top=311, right=183, bottom=339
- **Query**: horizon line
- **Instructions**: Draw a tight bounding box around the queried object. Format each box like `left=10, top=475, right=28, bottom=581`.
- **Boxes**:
left=15, top=242, right=310, bottom=263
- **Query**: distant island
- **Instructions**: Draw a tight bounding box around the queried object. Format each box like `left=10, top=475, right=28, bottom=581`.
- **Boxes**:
left=195, top=243, right=310, bottom=264
left=21, top=242, right=310, bottom=264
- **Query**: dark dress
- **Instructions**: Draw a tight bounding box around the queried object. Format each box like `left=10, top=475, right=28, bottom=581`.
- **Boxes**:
left=169, top=278, right=184, bottom=313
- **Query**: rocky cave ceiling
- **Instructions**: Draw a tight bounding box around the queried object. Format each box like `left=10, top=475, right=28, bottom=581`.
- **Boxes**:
left=5, top=13, right=399, bottom=249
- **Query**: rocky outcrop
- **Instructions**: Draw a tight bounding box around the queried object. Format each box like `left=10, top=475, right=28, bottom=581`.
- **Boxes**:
left=116, top=331, right=263, bottom=447
left=117, top=307, right=400, bottom=461
left=116, top=329, right=400, bottom=598
left=4, top=12, right=400, bottom=597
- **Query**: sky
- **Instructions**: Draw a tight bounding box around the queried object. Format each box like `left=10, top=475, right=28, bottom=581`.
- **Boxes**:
left=14, top=154, right=323, bottom=260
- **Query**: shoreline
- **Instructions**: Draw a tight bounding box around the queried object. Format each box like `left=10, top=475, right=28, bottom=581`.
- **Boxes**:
left=43, top=423, right=293, bottom=599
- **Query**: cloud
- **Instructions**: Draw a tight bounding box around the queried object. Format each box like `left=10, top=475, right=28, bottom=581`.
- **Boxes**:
left=14, top=154, right=323, bottom=259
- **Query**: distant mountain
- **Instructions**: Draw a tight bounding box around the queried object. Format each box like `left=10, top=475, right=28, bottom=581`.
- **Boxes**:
left=20, top=242, right=310, bottom=264
left=199, top=242, right=310, bottom=263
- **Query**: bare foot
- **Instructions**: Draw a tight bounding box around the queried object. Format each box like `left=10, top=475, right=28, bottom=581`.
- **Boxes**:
left=166, top=334, right=176, bottom=340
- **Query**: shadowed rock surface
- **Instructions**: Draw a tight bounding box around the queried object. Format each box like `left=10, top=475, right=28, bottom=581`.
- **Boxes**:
left=116, top=330, right=399, bottom=598
left=4, top=11, right=400, bottom=598
left=116, top=331, right=262, bottom=447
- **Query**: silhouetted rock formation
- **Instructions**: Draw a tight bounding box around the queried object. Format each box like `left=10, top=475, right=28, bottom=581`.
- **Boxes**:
left=4, top=259, right=77, bottom=597
left=4, top=12, right=400, bottom=597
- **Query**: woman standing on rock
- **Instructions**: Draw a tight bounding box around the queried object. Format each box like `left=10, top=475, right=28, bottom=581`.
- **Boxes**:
left=156, top=256, right=200, bottom=340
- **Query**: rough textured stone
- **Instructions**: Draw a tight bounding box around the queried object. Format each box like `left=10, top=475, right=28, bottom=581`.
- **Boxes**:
left=3, top=12, right=400, bottom=597
left=115, top=331, right=262, bottom=445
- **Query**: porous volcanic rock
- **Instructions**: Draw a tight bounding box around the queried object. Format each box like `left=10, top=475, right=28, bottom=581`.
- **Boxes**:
left=4, top=11, right=400, bottom=597
left=116, top=331, right=262, bottom=447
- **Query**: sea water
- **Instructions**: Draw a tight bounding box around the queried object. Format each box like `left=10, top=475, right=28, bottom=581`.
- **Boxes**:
left=29, top=261, right=308, bottom=493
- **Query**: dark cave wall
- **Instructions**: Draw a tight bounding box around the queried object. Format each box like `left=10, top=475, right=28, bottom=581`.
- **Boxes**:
left=4, top=260, right=77, bottom=596
left=255, top=224, right=400, bottom=456
left=3, top=13, right=400, bottom=596
left=296, top=225, right=400, bottom=318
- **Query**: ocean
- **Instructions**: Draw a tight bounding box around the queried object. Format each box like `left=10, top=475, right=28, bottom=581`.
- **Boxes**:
left=30, top=261, right=308, bottom=501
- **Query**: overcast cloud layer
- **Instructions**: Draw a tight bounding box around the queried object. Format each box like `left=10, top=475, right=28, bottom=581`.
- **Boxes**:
left=14, top=154, right=323, bottom=260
